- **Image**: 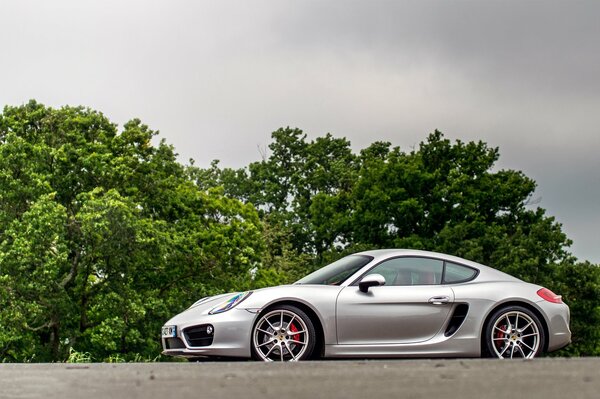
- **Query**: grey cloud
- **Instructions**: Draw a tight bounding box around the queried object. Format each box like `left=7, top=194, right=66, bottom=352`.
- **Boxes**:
left=0, top=0, right=598, bottom=262
left=276, top=1, right=600, bottom=94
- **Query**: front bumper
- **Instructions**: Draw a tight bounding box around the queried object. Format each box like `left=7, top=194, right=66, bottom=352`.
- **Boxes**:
left=162, top=308, right=257, bottom=359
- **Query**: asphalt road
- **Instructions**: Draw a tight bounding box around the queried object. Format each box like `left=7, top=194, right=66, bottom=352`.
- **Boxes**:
left=1, top=358, right=598, bottom=399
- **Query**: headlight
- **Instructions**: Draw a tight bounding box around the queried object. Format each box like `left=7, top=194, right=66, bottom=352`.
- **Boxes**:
left=208, top=291, right=252, bottom=315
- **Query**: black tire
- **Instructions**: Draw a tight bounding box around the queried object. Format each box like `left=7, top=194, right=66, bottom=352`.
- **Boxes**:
left=251, top=304, right=317, bottom=361
left=484, top=305, right=545, bottom=359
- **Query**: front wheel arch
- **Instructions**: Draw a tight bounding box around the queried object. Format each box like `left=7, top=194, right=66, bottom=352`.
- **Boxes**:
left=257, top=300, right=325, bottom=358
left=251, top=302, right=322, bottom=361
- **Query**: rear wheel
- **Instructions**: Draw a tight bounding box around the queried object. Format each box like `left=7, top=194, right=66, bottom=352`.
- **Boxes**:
left=484, top=306, right=545, bottom=359
left=251, top=305, right=316, bottom=362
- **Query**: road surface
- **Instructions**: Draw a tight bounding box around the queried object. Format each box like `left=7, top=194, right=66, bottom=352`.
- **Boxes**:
left=1, top=358, right=598, bottom=399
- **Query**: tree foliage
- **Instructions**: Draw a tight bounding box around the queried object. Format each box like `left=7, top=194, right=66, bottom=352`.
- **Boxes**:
left=201, top=127, right=598, bottom=357
left=0, top=101, right=264, bottom=361
left=1, top=102, right=597, bottom=360
left=207, top=128, right=572, bottom=275
left=553, top=261, right=600, bottom=356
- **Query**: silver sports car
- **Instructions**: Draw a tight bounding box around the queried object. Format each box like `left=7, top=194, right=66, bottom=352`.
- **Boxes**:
left=161, top=249, right=571, bottom=361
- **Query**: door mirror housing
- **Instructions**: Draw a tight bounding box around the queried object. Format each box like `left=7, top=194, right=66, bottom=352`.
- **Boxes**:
left=358, top=274, right=386, bottom=293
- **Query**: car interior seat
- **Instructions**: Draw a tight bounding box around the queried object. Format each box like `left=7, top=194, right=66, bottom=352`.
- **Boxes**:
left=394, top=270, right=413, bottom=285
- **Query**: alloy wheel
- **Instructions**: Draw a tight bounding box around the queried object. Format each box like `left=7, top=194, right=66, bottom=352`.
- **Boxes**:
left=490, top=310, right=541, bottom=359
left=253, top=309, right=310, bottom=361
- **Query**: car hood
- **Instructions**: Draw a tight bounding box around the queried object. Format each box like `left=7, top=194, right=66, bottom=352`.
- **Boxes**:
left=165, top=284, right=343, bottom=326
left=239, top=284, right=342, bottom=308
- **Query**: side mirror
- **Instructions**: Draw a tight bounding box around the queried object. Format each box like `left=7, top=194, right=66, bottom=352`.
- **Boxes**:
left=358, top=274, right=386, bottom=293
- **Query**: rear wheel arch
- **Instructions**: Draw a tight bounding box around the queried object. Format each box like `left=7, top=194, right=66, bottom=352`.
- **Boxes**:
left=480, top=300, right=549, bottom=356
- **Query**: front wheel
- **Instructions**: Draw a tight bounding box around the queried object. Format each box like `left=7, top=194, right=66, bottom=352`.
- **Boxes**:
left=484, top=306, right=545, bottom=359
left=251, top=305, right=316, bottom=362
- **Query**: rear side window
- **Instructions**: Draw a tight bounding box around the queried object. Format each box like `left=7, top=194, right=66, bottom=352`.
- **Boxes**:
left=443, top=262, right=478, bottom=284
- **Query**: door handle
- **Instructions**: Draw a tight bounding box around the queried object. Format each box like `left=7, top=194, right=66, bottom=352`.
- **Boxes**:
left=428, top=296, right=450, bottom=305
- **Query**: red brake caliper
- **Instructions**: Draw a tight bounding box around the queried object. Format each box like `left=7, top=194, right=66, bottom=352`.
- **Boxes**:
left=495, top=324, right=506, bottom=351
left=290, top=322, right=300, bottom=342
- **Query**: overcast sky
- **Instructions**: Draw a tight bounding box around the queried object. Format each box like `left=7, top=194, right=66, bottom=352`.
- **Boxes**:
left=1, top=0, right=599, bottom=263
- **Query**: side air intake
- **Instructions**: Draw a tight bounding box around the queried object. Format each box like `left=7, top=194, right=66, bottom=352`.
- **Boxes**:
left=444, top=304, right=469, bottom=337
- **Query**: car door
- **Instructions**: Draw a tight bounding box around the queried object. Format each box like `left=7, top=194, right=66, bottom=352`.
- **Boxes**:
left=336, top=256, right=454, bottom=345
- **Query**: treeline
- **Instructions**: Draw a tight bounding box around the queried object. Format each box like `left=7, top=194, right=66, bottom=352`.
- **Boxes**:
left=0, top=101, right=597, bottom=361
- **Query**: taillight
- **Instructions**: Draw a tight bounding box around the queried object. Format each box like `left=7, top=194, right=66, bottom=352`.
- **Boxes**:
left=537, top=288, right=563, bottom=304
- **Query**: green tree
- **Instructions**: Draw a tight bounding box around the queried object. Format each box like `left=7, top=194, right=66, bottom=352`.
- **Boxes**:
left=211, top=129, right=572, bottom=279
left=192, top=127, right=359, bottom=257
left=342, top=132, right=573, bottom=284
left=553, top=261, right=600, bottom=356
left=200, top=128, right=600, bottom=356
left=0, top=101, right=264, bottom=361
left=2, top=101, right=597, bottom=360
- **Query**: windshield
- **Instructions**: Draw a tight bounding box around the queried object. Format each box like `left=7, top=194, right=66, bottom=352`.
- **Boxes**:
left=295, top=255, right=373, bottom=285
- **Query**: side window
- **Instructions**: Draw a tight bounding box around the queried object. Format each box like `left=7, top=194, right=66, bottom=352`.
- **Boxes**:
left=443, top=262, right=478, bottom=284
left=366, top=257, right=443, bottom=286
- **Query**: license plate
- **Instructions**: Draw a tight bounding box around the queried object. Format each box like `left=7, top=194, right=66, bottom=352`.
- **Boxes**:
left=162, top=325, right=177, bottom=338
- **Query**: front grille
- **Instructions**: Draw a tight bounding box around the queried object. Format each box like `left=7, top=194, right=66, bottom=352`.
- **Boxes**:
left=183, top=325, right=214, bottom=347
left=164, top=337, right=186, bottom=349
